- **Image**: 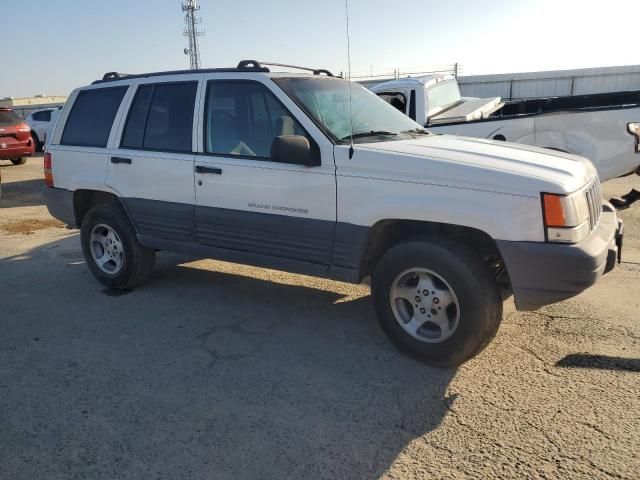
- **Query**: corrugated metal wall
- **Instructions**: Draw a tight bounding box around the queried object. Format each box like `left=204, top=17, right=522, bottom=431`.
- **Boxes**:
left=458, top=65, right=640, bottom=100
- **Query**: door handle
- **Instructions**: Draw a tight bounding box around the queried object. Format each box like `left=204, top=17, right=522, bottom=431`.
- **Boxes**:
left=195, top=165, right=222, bottom=175
left=111, top=156, right=132, bottom=165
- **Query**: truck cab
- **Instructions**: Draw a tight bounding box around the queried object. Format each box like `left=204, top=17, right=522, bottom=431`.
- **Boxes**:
left=372, top=74, right=503, bottom=126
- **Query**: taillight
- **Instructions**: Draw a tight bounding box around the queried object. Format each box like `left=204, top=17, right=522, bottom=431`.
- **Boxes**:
left=44, top=152, right=53, bottom=187
left=15, top=123, right=31, bottom=141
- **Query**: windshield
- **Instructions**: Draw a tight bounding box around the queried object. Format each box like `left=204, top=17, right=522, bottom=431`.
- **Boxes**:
left=274, top=77, right=426, bottom=143
left=426, top=79, right=462, bottom=116
left=0, top=110, right=24, bottom=127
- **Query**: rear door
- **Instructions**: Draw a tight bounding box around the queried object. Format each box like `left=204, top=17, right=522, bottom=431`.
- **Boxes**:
left=48, top=85, right=129, bottom=192
left=194, top=78, right=337, bottom=265
left=29, top=110, right=52, bottom=142
left=107, top=79, right=200, bottom=243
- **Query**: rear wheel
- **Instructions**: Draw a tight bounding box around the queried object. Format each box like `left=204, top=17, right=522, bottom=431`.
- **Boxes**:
left=371, top=236, right=503, bottom=367
left=10, top=158, right=27, bottom=165
left=80, top=202, right=155, bottom=289
left=31, top=131, right=42, bottom=151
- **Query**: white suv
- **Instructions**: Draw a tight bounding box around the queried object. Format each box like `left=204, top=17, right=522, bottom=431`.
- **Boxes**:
left=43, top=61, right=623, bottom=366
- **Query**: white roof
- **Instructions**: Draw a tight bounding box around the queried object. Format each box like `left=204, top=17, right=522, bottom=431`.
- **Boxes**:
left=370, top=74, right=456, bottom=92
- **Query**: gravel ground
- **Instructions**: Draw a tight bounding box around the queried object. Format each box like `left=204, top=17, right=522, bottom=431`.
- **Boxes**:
left=1, top=156, right=639, bottom=480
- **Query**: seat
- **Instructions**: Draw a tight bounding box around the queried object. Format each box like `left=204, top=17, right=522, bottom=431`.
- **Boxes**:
left=276, top=115, right=295, bottom=136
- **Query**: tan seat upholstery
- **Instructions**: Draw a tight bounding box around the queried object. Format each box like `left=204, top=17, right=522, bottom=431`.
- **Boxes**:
left=276, top=116, right=295, bottom=136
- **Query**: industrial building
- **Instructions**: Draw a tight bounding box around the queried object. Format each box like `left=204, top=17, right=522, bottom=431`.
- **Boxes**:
left=0, top=95, right=67, bottom=118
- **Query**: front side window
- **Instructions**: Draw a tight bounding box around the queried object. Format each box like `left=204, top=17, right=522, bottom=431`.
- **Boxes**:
left=121, top=82, right=197, bottom=153
left=204, top=81, right=306, bottom=159
left=274, top=77, right=425, bottom=144
left=61, top=87, right=127, bottom=147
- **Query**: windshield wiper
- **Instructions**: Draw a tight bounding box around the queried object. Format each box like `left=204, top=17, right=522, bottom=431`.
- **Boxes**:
left=340, top=130, right=398, bottom=141
left=401, top=128, right=431, bottom=135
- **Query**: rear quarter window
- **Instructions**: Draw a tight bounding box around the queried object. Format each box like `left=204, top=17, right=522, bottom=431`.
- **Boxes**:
left=0, top=110, right=24, bottom=126
left=32, top=110, right=52, bottom=122
left=61, top=87, right=127, bottom=147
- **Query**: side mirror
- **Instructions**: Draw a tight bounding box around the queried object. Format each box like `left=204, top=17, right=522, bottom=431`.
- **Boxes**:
left=271, top=135, right=320, bottom=167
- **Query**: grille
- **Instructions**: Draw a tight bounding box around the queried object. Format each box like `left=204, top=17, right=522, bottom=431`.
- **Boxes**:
left=585, top=179, right=602, bottom=231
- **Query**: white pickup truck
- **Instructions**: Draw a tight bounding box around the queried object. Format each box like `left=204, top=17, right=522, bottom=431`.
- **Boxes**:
left=44, top=61, right=623, bottom=366
left=371, top=75, right=640, bottom=182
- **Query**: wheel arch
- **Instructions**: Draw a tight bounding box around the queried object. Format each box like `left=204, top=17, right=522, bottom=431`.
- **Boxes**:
left=72, top=189, right=133, bottom=230
left=359, top=219, right=511, bottom=293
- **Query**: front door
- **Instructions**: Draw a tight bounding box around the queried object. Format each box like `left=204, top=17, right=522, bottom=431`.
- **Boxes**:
left=107, top=79, right=200, bottom=243
left=194, top=79, right=336, bottom=265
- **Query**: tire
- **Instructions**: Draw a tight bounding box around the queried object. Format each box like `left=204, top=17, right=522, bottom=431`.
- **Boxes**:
left=11, top=158, right=27, bottom=165
left=80, top=202, right=155, bottom=289
left=31, top=131, right=41, bottom=152
left=371, top=236, right=502, bottom=367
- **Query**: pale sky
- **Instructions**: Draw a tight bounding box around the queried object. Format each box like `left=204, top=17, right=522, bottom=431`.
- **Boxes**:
left=1, top=0, right=638, bottom=97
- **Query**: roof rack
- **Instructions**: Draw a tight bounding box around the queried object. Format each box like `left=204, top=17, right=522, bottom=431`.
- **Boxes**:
left=257, top=61, right=334, bottom=77
left=93, top=60, right=332, bottom=85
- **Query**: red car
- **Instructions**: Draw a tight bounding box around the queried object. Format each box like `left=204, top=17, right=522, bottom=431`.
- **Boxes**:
left=0, top=108, right=35, bottom=165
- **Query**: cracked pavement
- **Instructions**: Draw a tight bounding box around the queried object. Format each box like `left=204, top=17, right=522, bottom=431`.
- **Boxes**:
left=1, top=157, right=639, bottom=479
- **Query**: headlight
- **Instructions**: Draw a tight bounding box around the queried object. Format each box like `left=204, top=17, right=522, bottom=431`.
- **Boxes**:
left=629, top=123, right=640, bottom=153
left=542, top=192, right=591, bottom=243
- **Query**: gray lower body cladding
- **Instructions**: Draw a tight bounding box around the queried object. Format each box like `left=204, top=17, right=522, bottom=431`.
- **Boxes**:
left=43, top=186, right=75, bottom=227
left=43, top=188, right=622, bottom=308
left=497, top=204, right=621, bottom=311
left=43, top=189, right=369, bottom=282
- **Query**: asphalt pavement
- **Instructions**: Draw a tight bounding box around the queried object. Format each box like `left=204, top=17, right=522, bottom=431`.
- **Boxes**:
left=1, top=156, right=638, bottom=479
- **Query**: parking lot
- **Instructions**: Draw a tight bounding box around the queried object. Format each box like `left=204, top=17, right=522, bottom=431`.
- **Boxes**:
left=0, top=155, right=639, bottom=479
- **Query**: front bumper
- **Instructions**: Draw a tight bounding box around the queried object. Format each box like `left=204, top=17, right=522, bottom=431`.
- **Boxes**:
left=497, top=202, right=622, bottom=311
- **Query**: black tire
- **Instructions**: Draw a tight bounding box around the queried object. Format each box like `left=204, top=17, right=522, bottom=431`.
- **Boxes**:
left=80, top=202, right=155, bottom=289
left=31, top=131, right=42, bottom=152
left=10, top=157, right=27, bottom=165
left=371, top=236, right=502, bottom=367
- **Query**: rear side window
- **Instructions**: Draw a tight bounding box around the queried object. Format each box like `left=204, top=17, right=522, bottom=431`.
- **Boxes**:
left=377, top=93, right=407, bottom=114
left=121, top=82, right=197, bottom=153
left=61, top=87, right=127, bottom=147
left=32, top=110, right=52, bottom=122
left=0, top=110, right=23, bottom=126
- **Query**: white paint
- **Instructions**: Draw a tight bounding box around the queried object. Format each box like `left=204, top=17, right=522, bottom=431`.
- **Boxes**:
left=372, top=76, right=640, bottom=181
left=47, top=70, right=601, bottom=247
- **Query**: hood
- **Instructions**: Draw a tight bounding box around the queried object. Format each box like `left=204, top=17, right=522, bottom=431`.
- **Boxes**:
left=358, top=134, right=595, bottom=196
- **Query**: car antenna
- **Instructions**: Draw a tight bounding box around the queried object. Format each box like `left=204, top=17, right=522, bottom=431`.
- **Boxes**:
left=345, top=0, right=354, bottom=159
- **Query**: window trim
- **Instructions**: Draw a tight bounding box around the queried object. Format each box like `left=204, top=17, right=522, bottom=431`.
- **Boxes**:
left=60, top=86, right=128, bottom=148
left=119, top=80, right=199, bottom=154
left=202, top=79, right=320, bottom=165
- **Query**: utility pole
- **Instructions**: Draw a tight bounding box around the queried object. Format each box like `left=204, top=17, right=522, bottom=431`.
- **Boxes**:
left=182, top=0, right=204, bottom=70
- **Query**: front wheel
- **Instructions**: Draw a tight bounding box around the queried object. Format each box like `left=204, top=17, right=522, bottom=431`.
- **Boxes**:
left=11, top=158, right=27, bottom=165
left=80, top=202, right=155, bottom=289
left=372, top=237, right=503, bottom=367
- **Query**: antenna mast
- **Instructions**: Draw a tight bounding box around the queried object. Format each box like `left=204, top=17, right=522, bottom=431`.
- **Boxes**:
left=344, top=0, right=354, bottom=159
left=182, top=0, right=204, bottom=70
